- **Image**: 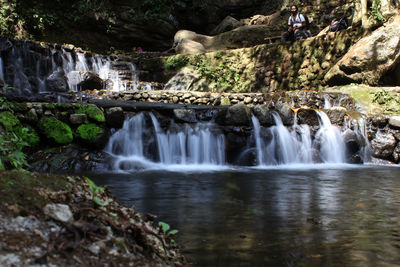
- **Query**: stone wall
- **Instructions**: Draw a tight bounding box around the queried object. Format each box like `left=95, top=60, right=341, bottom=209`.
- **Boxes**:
left=105, top=90, right=355, bottom=110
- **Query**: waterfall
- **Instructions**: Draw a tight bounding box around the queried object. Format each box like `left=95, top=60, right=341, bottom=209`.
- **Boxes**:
left=324, top=95, right=332, bottom=109
left=315, top=111, right=346, bottom=163
left=0, top=39, right=141, bottom=96
left=106, top=112, right=226, bottom=170
left=252, top=111, right=348, bottom=166
left=252, top=113, right=314, bottom=165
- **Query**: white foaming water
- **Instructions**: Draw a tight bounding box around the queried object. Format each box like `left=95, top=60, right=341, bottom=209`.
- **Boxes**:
left=324, top=95, right=332, bottom=109
left=106, top=112, right=226, bottom=171
left=315, top=111, right=346, bottom=163
left=252, top=111, right=348, bottom=165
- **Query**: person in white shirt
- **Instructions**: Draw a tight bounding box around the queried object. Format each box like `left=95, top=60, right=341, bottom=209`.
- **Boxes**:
left=281, top=5, right=309, bottom=43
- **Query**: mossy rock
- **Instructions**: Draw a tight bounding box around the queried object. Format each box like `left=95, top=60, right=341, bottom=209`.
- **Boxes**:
left=76, top=123, right=104, bottom=142
left=75, top=104, right=105, bottom=123
left=39, top=117, right=73, bottom=145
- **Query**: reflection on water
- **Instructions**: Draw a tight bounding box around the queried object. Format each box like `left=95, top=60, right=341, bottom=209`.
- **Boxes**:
left=89, top=166, right=400, bottom=266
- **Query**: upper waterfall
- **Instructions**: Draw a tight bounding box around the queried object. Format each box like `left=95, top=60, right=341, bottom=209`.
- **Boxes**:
left=0, top=38, right=141, bottom=99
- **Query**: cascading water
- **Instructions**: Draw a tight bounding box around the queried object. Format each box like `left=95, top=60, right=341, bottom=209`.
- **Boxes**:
left=315, top=111, right=346, bottom=163
left=252, top=111, right=348, bottom=166
left=251, top=113, right=314, bottom=165
left=106, top=112, right=226, bottom=170
left=0, top=39, right=141, bottom=97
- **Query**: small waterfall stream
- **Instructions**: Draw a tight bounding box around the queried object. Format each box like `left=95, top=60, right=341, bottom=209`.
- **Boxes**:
left=251, top=110, right=348, bottom=166
left=106, top=112, right=226, bottom=170
left=105, top=110, right=359, bottom=171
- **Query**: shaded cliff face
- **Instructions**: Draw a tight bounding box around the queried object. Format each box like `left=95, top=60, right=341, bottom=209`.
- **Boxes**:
left=0, top=0, right=288, bottom=52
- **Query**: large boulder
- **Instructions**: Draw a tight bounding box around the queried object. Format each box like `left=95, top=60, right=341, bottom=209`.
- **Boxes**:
left=325, top=15, right=400, bottom=86
left=248, top=11, right=280, bottom=25
left=173, top=24, right=283, bottom=54
left=210, top=16, right=243, bottom=35
left=225, top=103, right=251, bottom=126
left=326, top=107, right=347, bottom=126
left=252, top=104, right=274, bottom=126
left=46, top=71, right=69, bottom=92
left=371, top=132, right=397, bottom=160
left=297, top=109, right=319, bottom=126
left=78, top=72, right=104, bottom=91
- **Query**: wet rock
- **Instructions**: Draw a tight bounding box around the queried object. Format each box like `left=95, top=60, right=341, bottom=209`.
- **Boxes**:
left=225, top=104, right=251, bottom=126
left=46, top=71, right=69, bottom=92
left=105, top=107, right=124, bottom=129
left=43, top=204, right=73, bottom=223
left=252, top=104, right=274, bottom=126
left=372, top=116, right=388, bottom=128
left=326, top=107, right=347, bottom=125
left=173, top=109, right=197, bottom=123
left=276, top=103, right=294, bottom=125
left=389, top=116, right=400, bottom=129
left=70, top=114, right=87, bottom=125
left=393, top=143, right=400, bottom=162
left=342, top=129, right=363, bottom=158
left=78, top=72, right=104, bottom=91
left=371, top=132, right=396, bottom=159
left=297, top=109, right=319, bottom=126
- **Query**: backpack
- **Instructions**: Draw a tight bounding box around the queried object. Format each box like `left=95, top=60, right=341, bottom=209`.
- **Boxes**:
left=329, top=18, right=348, bottom=32
left=303, top=14, right=311, bottom=30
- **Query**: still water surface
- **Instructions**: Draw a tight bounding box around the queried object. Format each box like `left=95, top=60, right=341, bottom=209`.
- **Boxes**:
left=89, top=165, right=400, bottom=266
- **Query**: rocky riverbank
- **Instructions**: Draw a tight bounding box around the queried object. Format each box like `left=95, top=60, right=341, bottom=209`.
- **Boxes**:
left=0, top=171, right=186, bottom=266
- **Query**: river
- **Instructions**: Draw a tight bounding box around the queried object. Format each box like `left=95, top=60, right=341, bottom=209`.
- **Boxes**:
left=89, top=164, right=400, bottom=266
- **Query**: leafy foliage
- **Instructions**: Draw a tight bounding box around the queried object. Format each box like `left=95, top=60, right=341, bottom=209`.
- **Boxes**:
left=0, top=98, right=39, bottom=170
left=158, top=221, right=179, bottom=235
left=86, top=177, right=106, bottom=206
left=371, top=0, right=383, bottom=21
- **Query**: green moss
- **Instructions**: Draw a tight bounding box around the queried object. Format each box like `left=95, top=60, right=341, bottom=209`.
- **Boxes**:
left=75, top=105, right=105, bottom=123
left=56, top=103, right=73, bottom=110
left=164, top=55, right=189, bottom=70
left=39, top=117, right=73, bottom=145
left=44, top=104, right=56, bottom=109
left=76, top=123, right=104, bottom=142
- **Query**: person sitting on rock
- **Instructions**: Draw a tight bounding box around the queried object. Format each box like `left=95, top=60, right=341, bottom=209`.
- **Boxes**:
left=281, top=5, right=308, bottom=43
